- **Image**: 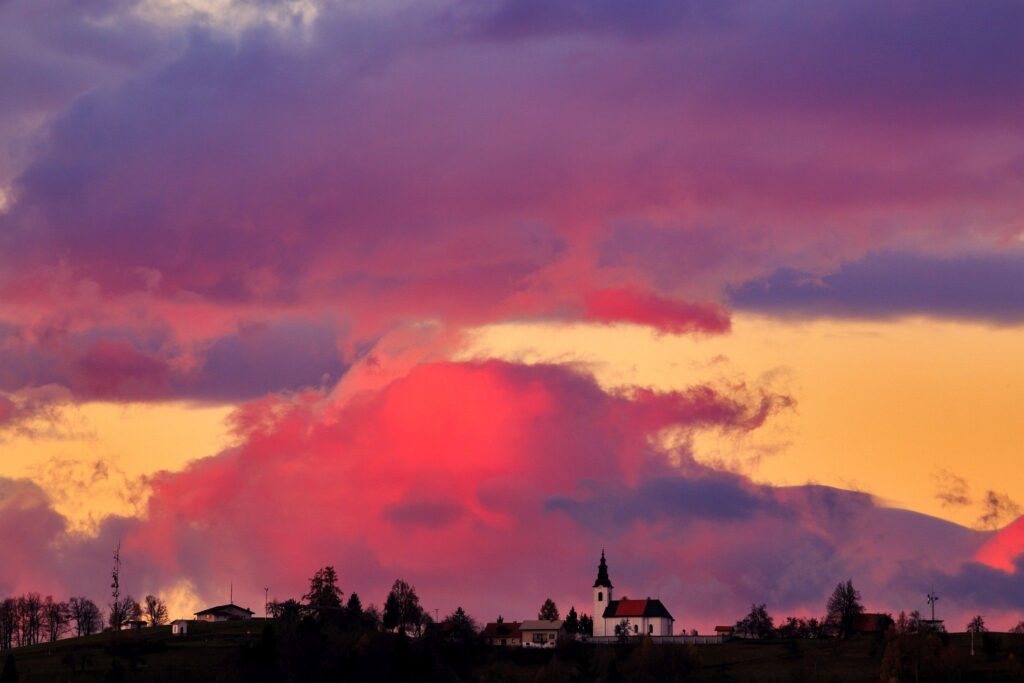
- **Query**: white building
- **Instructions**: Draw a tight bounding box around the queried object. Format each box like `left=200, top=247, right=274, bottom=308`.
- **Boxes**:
left=592, top=550, right=674, bottom=637
left=171, top=619, right=190, bottom=635
left=520, top=619, right=565, bottom=648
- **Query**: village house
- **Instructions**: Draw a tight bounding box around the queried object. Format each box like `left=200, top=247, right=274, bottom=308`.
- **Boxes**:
left=194, top=603, right=255, bottom=622
left=592, top=551, right=674, bottom=637
left=482, top=620, right=522, bottom=647
left=519, top=619, right=566, bottom=648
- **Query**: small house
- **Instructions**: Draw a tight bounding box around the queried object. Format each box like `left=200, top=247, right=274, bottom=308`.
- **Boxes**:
left=520, top=619, right=565, bottom=648
left=482, top=621, right=523, bottom=647
left=171, top=619, right=190, bottom=636
left=194, top=603, right=255, bottom=622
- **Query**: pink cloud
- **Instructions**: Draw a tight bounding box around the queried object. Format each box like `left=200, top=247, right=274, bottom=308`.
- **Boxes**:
left=0, top=0, right=1021, bottom=405
left=583, top=288, right=730, bottom=334
left=975, top=517, right=1024, bottom=573
left=0, top=359, right=1019, bottom=628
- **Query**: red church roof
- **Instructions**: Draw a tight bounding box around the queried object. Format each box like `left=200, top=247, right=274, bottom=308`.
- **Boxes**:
left=602, top=597, right=673, bottom=620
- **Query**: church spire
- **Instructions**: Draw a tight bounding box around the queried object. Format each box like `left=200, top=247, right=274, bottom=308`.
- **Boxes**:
left=593, top=549, right=613, bottom=588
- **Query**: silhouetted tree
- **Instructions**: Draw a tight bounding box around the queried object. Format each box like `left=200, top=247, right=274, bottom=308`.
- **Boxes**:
left=967, top=615, right=988, bottom=633
left=304, top=566, right=343, bottom=612
left=735, top=603, right=774, bottom=639
left=144, top=595, right=168, bottom=626
left=42, top=597, right=69, bottom=642
left=346, top=592, right=362, bottom=615
left=579, top=614, right=593, bottom=636
left=382, top=579, right=424, bottom=635
left=440, top=607, right=477, bottom=643
left=563, top=606, right=579, bottom=634
left=268, top=599, right=303, bottom=621
left=538, top=598, right=559, bottom=621
left=16, top=594, right=43, bottom=646
left=0, top=600, right=15, bottom=650
left=825, top=579, right=863, bottom=638
left=68, top=597, right=101, bottom=637
left=615, top=618, right=631, bottom=642
left=109, top=597, right=141, bottom=630
left=1010, top=620, right=1024, bottom=634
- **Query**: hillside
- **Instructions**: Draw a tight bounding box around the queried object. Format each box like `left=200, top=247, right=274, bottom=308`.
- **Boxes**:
left=3, top=623, right=1024, bottom=682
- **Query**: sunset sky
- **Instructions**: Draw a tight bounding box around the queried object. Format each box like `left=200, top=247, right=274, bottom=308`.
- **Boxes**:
left=2, top=0, right=1024, bottom=632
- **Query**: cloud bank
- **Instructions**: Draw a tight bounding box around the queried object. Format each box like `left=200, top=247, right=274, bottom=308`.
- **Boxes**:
left=1, top=360, right=1020, bottom=629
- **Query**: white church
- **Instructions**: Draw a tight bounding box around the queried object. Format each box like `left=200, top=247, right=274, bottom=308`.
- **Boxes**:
left=592, top=550, right=675, bottom=637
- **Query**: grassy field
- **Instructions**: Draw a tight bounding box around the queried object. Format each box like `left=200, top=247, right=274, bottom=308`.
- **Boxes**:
left=3, top=624, right=1024, bottom=682
left=2, top=620, right=263, bottom=682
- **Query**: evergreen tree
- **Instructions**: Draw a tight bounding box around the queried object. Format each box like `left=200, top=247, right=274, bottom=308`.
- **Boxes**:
left=440, top=607, right=478, bottom=643
left=564, top=606, right=579, bottom=634
left=304, top=566, right=343, bottom=611
left=346, top=592, right=363, bottom=615
left=538, top=598, right=559, bottom=621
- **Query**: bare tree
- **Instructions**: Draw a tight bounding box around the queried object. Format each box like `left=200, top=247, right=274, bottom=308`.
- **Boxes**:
left=825, top=580, right=864, bottom=639
left=68, top=597, right=102, bottom=637
left=17, top=594, right=43, bottom=646
left=144, top=595, right=169, bottom=627
left=0, top=599, right=16, bottom=650
left=966, top=615, right=987, bottom=633
left=42, top=597, right=69, bottom=642
left=735, top=603, right=775, bottom=639
left=382, top=579, right=424, bottom=635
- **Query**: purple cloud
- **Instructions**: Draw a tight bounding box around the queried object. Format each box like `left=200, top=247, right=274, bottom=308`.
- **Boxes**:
left=729, top=251, right=1024, bottom=323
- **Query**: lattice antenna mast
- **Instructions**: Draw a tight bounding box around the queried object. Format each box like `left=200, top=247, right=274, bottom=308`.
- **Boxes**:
left=927, top=587, right=939, bottom=622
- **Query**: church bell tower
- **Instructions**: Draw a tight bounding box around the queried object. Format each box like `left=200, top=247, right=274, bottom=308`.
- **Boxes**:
left=592, top=549, right=613, bottom=636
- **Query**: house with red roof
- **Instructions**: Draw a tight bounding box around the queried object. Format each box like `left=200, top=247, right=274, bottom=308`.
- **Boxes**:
left=591, top=550, right=675, bottom=637
left=482, top=619, right=523, bottom=646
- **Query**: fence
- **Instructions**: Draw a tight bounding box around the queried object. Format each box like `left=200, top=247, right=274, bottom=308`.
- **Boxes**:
left=582, top=635, right=725, bottom=645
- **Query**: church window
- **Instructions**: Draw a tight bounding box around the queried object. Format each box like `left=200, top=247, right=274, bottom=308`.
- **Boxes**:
left=598, top=591, right=603, bottom=601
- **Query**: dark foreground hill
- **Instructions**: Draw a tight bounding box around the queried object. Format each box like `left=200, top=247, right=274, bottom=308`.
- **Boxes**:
left=4, top=621, right=1024, bottom=682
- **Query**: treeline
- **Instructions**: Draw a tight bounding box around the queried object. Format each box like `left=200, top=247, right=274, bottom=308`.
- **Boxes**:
left=266, top=568, right=481, bottom=642
left=733, top=579, right=1024, bottom=641
left=0, top=592, right=171, bottom=650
